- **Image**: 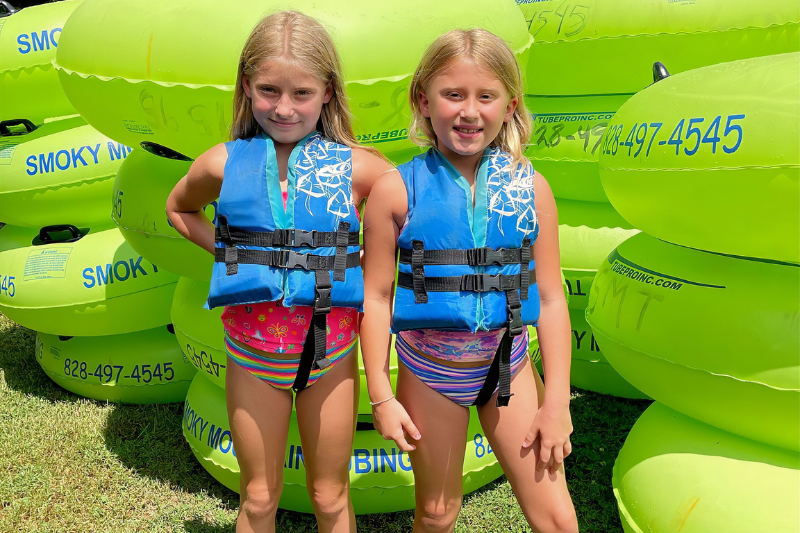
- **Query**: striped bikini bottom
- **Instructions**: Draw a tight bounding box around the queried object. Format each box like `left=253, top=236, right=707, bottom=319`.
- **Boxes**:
left=225, top=334, right=356, bottom=391
left=395, top=333, right=529, bottom=407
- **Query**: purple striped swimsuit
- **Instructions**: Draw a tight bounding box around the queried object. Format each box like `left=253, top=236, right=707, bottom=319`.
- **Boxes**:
left=396, top=328, right=529, bottom=407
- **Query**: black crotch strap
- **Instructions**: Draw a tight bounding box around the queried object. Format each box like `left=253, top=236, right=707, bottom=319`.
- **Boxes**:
left=312, top=269, right=333, bottom=370
left=411, top=240, right=427, bottom=303
left=474, top=289, right=524, bottom=407
left=292, top=270, right=333, bottom=392
left=218, top=215, right=238, bottom=275
left=333, top=221, right=351, bottom=282
left=473, top=330, right=513, bottom=407
left=519, top=238, right=531, bottom=300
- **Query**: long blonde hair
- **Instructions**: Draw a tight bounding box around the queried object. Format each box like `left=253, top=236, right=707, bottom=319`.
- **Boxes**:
left=408, top=29, right=531, bottom=167
left=230, top=11, right=362, bottom=153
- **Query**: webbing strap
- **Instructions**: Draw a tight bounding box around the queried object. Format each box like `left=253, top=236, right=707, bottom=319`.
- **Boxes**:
left=520, top=238, right=531, bottom=300
left=216, top=216, right=359, bottom=248
left=398, top=245, right=534, bottom=266
left=291, top=271, right=333, bottom=392
left=333, top=221, right=351, bottom=282
left=215, top=247, right=360, bottom=275
left=411, top=241, right=427, bottom=303
left=397, top=270, right=533, bottom=293
left=495, top=330, right=514, bottom=407
left=473, top=329, right=516, bottom=407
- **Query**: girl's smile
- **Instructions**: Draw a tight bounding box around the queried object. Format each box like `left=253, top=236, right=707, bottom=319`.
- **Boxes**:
left=242, top=57, right=332, bottom=145
left=419, top=58, right=518, bottom=164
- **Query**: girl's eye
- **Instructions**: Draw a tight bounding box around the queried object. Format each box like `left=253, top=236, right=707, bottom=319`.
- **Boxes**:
left=261, top=87, right=277, bottom=94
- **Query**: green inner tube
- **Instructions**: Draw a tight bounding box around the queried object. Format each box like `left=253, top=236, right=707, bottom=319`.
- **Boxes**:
left=520, top=0, right=800, bottom=97
left=0, top=115, right=127, bottom=228
left=36, top=325, right=196, bottom=404
left=113, top=149, right=214, bottom=281
left=614, top=403, right=800, bottom=533
left=183, top=372, right=504, bottom=514
left=0, top=0, right=81, bottom=123
left=586, top=232, right=800, bottom=451
left=599, top=52, right=800, bottom=263
left=0, top=224, right=178, bottom=336
left=55, top=0, right=531, bottom=159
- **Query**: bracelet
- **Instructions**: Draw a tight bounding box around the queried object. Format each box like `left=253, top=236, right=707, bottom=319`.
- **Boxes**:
left=369, top=394, right=395, bottom=406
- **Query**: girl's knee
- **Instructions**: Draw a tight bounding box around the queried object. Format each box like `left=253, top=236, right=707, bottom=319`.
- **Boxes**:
left=532, top=504, right=579, bottom=533
left=308, top=479, right=350, bottom=519
left=416, top=498, right=462, bottom=533
left=241, top=484, right=281, bottom=521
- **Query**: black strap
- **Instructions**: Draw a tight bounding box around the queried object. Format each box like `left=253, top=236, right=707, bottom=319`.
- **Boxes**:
left=520, top=238, right=531, bottom=300
left=216, top=216, right=359, bottom=248
left=473, top=330, right=514, bottom=407
left=398, top=245, right=534, bottom=266
left=215, top=247, right=360, bottom=274
left=291, top=270, right=334, bottom=392
left=411, top=241, right=428, bottom=303
left=333, top=221, right=350, bottom=282
left=397, top=270, right=532, bottom=292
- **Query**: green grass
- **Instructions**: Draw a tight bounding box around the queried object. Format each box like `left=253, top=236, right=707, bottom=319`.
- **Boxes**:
left=0, top=314, right=649, bottom=532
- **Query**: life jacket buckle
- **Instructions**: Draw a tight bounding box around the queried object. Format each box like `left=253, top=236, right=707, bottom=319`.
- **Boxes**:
left=293, top=229, right=316, bottom=248
left=284, top=250, right=309, bottom=270
left=473, top=247, right=505, bottom=266
left=507, top=301, right=523, bottom=336
left=314, top=286, right=332, bottom=314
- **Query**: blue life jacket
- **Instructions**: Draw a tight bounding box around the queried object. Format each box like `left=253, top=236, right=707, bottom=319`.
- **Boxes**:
left=206, top=132, right=362, bottom=386
left=392, top=148, right=540, bottom=406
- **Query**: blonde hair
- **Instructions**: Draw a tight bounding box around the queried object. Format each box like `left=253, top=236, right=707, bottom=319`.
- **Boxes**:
left=231, top=10, right=373, bottom=157
left=408, top=29, right=531, bottom=167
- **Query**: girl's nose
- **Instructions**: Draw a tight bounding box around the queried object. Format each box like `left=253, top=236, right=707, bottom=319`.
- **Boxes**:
left=275, top=93, right=293, bottom=117
left=460, top=98, right=479, bottom=119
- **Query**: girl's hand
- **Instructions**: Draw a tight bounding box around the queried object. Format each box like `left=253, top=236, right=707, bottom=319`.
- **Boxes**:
left=522, top=401, right=573, bottom=475
left=372, top=398, right=421, bottom=452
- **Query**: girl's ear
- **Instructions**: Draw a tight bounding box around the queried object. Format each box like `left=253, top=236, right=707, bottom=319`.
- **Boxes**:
left=242, top=73, right=253, bottom=100
left=503, top=95, right=519, bottom=123
left=323, top=83, right=333, bottom=104
left=418, top=91, right=431, bottom=118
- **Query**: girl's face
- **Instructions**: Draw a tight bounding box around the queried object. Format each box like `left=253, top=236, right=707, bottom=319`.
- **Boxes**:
left=243, top=57, right=333, bottom=145
left=419, top=58, right=518, bottom=160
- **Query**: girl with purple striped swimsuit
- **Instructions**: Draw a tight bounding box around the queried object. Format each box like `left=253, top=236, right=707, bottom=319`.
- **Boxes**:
left=361, top=29, right=579, bottom=533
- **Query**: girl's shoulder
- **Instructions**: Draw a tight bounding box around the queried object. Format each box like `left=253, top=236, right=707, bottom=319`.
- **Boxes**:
left=189, top=142, right=228, bottom=184
left=351, top=145, right=396, bottom=180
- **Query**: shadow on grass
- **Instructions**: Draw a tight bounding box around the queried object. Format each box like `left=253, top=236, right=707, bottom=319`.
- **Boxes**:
left=0, top=318, right=85, bottom=404
left=102, top=399, right=241, bottom=502
left=567, top=387, right=650, bottom=532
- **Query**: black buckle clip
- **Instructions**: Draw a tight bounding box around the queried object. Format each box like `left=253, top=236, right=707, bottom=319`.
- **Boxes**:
left=481, top=274, right=503, bottom=292
left=463, top=273, right=502, bottom=292
left=314, top=356, right=332, bottom=370
left=218, top=215, right=233, bottom=243
left=270, top=229, right=289, bottom=246
left=473, top=247, right=505, bottom=266
left=507, top=302, right=523, bottom=336
left=292, top=229, right=316, bottom=248
left=314, top=287, right=332, bottom=315
left=284, top=250, right=309, bottom=270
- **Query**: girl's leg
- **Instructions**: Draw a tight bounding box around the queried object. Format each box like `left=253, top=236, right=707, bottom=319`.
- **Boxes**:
left=226, top=354, right=294, bottom=533
left=295, top=348, right=359, bottom=533
left=397, top=362, right=471, bottom=533
left=477, top=357, right=579, bottom=533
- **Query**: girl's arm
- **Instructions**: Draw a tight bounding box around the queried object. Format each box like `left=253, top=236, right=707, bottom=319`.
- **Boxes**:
left=522, top=172, right=574, bottom=474
left=165, top=144, right=227, bottom=254
left=351, top=148, right=396, bottom=207
left=361, top=170, right=421, bottom=452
